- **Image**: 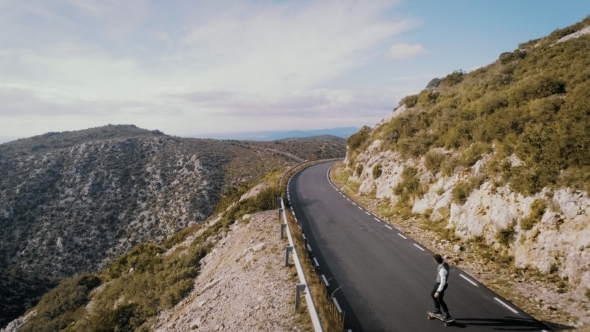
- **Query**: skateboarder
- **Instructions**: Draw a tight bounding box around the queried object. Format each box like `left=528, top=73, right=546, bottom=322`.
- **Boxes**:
left=430, top=254, right=451, bottom=320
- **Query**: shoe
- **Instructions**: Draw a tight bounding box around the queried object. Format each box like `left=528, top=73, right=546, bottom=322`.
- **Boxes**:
left=443, top=312, right=451, bottom=320
left=429, top=309, right=441, bottom=315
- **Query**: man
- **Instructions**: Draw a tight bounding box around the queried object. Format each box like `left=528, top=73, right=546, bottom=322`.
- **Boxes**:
left=430, top=253, right=451, bottom=320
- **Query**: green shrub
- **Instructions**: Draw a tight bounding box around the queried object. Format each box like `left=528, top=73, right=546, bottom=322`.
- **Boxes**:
left=347, top=126, right=371, bottom=151
left=520, top=199, right=547, bottom=230
left=372, top=164, right=382, bottom=179
left=496, top=223, right=516, bottom=246
left=393, top=167, right=423, bottom=207
left=20, top=275, right=101, bottom=332
left=424, top=150, right=447, bottom=174
left=401, top=95, right=418, bottom=108
left=458, top=142, right=492, bottom=167
left=451, top=181, right=474, bottom=205
left=499, top=50, right=527, bottom=64
left=585, top=288, right=590, bottom=301
left=355, top=164, right=363, bottom=176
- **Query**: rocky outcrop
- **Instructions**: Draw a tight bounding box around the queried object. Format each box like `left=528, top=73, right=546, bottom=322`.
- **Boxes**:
left=347, top=142, right=590, bottom=290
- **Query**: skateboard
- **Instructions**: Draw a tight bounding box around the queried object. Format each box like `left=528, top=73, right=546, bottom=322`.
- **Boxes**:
left=427, top=311, right=455, bottom=326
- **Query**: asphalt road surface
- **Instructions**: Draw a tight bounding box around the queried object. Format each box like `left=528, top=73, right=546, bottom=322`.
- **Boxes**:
left=287, top=161, right=550, bottom=332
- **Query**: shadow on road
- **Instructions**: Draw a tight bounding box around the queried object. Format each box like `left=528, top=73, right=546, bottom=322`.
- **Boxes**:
left=450, top=316, right=573, bottom=331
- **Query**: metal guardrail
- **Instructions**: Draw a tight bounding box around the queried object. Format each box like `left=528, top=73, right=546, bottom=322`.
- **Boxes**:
left=280, top=197, right=324, bottom=332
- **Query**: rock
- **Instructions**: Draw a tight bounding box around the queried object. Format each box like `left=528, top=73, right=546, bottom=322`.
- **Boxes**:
left=453, top=245, right=462, bottom=252
left=252, top=243, right=266, bottom=252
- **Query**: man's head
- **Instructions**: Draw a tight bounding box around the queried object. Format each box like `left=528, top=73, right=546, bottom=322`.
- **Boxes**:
left=433, top=254, right=443, bottom=264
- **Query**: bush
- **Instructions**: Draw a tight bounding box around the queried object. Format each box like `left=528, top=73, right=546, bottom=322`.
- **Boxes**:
left=451, top=181, right=473, bottom=205
left=496, top=223, right=516, bottom=246
left=372, top=164, right=382, bottom=179
left=424, top=150, right=447, bottom=174
left=520, top=199, right=547, bottom=230
left=393, top=167, right=423, bottom=206
left=400, top=95, right=418, bottom=108
left=347, top=126, right=371, bottom=151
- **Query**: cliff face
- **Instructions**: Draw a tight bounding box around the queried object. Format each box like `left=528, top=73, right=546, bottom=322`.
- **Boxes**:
left=347, top=142, right=590, bottom=289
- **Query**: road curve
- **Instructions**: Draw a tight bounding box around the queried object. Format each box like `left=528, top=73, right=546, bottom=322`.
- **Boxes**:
left=287, top=161, right=549, bottom=332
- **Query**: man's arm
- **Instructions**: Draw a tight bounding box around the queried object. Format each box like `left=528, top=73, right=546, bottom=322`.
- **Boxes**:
left=436, top=269, right=447, bottom=292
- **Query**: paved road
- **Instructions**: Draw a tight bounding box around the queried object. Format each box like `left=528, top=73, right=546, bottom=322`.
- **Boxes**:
left=287, top=161, right=549, bottom=332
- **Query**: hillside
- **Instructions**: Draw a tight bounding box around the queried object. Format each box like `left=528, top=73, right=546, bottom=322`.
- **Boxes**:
left=2, top=175, right=309, bottom=331
left=0, top=125, right=345, bottom=328
left=337, top=16, right=590, bottom=329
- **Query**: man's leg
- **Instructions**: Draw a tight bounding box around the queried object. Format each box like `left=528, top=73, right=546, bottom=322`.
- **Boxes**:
left=430, top=283, right=441, bottom=313
left=437, top=284, right=450, bottom=318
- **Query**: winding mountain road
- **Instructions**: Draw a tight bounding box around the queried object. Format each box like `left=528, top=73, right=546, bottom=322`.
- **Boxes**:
left=287, top=161, right=549, bottom=332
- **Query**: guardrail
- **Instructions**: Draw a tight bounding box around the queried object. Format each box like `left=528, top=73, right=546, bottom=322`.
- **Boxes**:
left=280, top=158, right=346, bottom=332
left=280, top=197, right=323, bottom=332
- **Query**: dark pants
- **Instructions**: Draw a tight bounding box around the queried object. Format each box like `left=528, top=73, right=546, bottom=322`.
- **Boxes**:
left=431, top=282, right=449, bottom=312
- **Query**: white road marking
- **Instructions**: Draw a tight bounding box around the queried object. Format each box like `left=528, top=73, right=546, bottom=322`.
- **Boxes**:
left=413, top=244, right=425, bottom=251
left=397, top=233, right=407, bottom=239
left=358, top=206, right=363, bottom=210
left=352, top=202, right=356, bottom=206
left=347, top=198, right=350, bottom=201
left=322, top=274, right=329, bottom=286
left=313, top=257, right=320, bottom=267
left=385, top=225, right=393, bottom=230
left=332, top=298, right=343, bottom=313
left=459, top=274, right=478, bottom=286
left=494, top=297, right=518, bottom=314
left=365, top=212, right=370, bottom=215
left=307, top=244, right=312, bottom=252
left=374, top=218, right=380, bottom=222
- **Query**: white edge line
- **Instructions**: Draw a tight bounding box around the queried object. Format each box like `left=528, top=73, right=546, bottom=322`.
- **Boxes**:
left=332, top=298, right=342, bottom=313
left=307, top=244, right=312, bottom=252
left=352, top=202, right=356, bottom=206
left=494, top=297, right=518, bottom=314
left=365, top=212, right=370, bottom=215
left=358, top=206, right=363, bottom=210
left=321, top=274, right=329, bottom=286
left=385, top=225, right=393, bottom=230
left=459, top=274, right=478, bottom=286
left=397, top=233, right=407, bottom=239
left=313, top=258, right=320, bottom=267
left=374, top=217, right=380, bottom=222
left=413, top=244, right=425, bottom=251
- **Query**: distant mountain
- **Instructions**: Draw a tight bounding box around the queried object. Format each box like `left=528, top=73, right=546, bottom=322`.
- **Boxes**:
left=192, top=127, right=360, bottom=140
left=0, top=124, right=346, bottom=328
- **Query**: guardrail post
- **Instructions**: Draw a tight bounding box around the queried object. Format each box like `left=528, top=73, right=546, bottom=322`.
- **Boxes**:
left=278, top=208, right=283, bottom=222
left=281, top=223, right=287, bottom=239
left=285, top=246, right=293, bottom=267
left=295, top=284, right=306, bottom=310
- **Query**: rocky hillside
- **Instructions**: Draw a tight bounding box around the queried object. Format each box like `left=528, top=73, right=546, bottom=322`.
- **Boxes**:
left=2, top=175, right=306, bottom=331
left=338, top=17, right=590, bottom=329
left=0, top=125, right=344, bottom=328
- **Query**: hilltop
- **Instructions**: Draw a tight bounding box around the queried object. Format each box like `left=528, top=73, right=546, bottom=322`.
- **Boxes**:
left=0, top=125, right=345, bottom=328
left=335, top=16, right=590, bottom=329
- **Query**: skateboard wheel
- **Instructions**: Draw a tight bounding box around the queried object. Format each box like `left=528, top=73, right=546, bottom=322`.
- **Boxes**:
left=427, top=315, right=433, bottom=319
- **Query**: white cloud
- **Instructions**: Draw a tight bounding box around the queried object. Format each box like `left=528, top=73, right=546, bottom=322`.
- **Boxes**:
left=387, top=43, right=427, bottom=60
left=0, top=0, right=422, bottom=137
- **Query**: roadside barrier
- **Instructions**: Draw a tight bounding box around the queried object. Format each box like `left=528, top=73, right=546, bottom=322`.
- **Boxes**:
left=280, top=196, right=323, bottom=332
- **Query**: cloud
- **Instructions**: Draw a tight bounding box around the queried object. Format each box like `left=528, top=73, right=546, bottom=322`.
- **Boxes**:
left=0, top=0, right=421, bottom=136
left=387, top=43, right=427, bottom=60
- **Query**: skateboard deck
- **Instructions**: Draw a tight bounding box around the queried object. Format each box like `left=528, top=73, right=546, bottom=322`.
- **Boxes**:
left=427, top=311, right=455, bottom=326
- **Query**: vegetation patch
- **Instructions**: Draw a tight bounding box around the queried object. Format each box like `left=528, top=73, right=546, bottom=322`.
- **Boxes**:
left=372, top=164, right=383, bottom=179
left=520, top=199, right=547, bottom=231
left=368, top=16, right=590, bottom=194
left=496, top=222, right=516, bottom=246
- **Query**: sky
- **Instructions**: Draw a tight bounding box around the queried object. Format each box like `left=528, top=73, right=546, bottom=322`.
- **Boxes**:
left=1, top=0, right=589, bottom=141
